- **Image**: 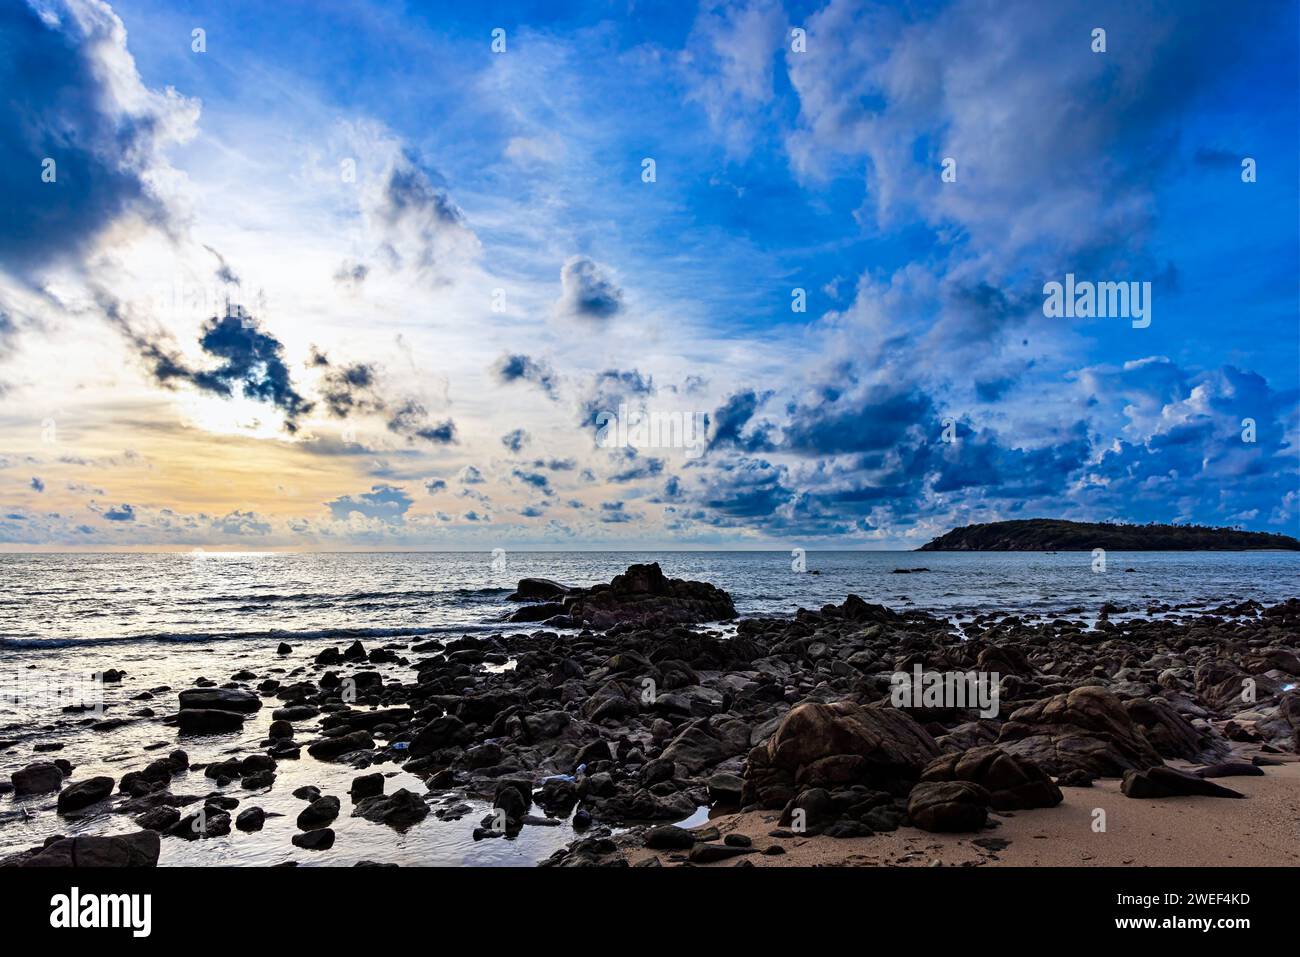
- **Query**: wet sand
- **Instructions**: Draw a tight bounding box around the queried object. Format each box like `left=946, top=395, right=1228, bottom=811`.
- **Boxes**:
left=622, top=757, right=1300, bottom=867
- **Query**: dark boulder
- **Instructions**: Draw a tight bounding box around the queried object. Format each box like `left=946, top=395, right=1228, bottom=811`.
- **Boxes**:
left=236, top=807, right=266, bottom=831
left=906, top=780, right=991, bottom=832
left=996, top=686, right=1163, bottom=777
left=11, top=762, right=64, bottom=796
left=1120, top=766, right=1245, bottom=799
left=306, top=731, right=374, bottom=761
left=353, top=788, right=429, bottom=828
left=742, top=700, right=939, bottom=809
left=178, top=688, right=262, bottom=713
left=56, top=776, right=115, bottom=814
left=297, top=795, right=341, bottom=830
left=292, top=828, right=335, bottom=850
left=176, top=709, right=246, bottom=733
left=21, top=831, right=160, bottom=867
left=920, top=746, right=1062, bottom=810
left=508, top=578, right=571, bottom=602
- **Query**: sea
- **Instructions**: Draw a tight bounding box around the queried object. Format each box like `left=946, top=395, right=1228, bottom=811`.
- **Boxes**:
left=0, top=550, right=1295, bottom=866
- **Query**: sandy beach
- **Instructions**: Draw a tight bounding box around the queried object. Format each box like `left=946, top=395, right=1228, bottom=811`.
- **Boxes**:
left=621, top=757, right=1300, bottom=868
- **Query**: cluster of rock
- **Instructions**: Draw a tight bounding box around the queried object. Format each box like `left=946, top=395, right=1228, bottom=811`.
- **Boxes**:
left=506, top=562, right=737, bottom=630
left=4, top=567, right=1297, bottom=866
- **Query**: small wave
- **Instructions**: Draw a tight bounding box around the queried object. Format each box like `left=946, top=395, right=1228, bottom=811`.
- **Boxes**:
left=0, top=622, right=503, bottom=651
left=174, top=586, right=514, bottom=607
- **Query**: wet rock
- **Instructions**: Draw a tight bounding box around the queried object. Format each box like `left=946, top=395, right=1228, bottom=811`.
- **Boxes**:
left=509, top=578, right=572, bottom=601
left=307, top=731, right=374, bottom=761
left=57, top=776, right=115, bottom=814
left=408, top=716, right=471, bottom=757
left=236, top=807, right=266, bottom=831
left=178, top=688, right=262, bottom=713
left=241, top=770, right=276, bottom=790
left=12, top=762, right=64, bottom=796
left=297, top=795, right=341, bottom=830
left=20, top=831, right=159, bottom=867
left=349, top=772, right=385, bottom=800
left=176, top=709, right=246, bottom=733
left=169, top=809, right=232, bottom=839
left=509, top=562, right=736, bottom=629
left=135, top=806, right=181, bottom=831
left=353, top=789, right=430, bottom=828
left=292, top=828, right=335, bottom=850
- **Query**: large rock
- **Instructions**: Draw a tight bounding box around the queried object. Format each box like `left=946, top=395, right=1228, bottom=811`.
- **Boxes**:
left=292, top=828, right=335, bottom=850
left=177, top=688, right=262, bottom=713
left=11, top=762, right=64, bottom=796
left=1123, top=697, right=1228, bottom=763
left=21, top=831, right=160, bottom=867
left=297, top=795, right=341, bottom=830
left=408, top=716, right=471, bottom=757
left=57, top=776, right=115, bottom=814
left=996, top=686, right=1164, bottom=777
left=1120, top=766, right=1245, bottom=799
left=920, top=746, right=1062, bottom=810
left=741, top=701, right=940, bottom=808
left=508, top=578, right=571, bottom=602
left=353, top=788, right=429, bottom=829
left=659, top=718, right=751, bottom=775
left=175, top=709, right=246, bottom=733
left=907, top=780, right=991, bottom=832
left=508, top=562, right=736, bottom=629
left=307, top=730, right=375, bottom=760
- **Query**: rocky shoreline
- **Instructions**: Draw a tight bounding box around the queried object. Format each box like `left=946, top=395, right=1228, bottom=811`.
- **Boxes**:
left=3, top=561, right=1298, bottom=867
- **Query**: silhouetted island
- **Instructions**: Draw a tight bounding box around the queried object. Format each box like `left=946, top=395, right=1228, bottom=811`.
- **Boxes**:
left=918, top=519, right=1300, bottom=551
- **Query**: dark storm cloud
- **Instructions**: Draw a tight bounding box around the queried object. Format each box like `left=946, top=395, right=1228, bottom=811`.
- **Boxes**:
left=782, top=382, right=933, bottom=456
left=101, top=294, right=314, bottom=432
left=0, top=0, right=194, bottom=284
left=708, top=389, right=775, bottom=452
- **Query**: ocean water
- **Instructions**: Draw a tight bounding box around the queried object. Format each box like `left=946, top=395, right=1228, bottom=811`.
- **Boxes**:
left=4, top=549, right=1297, bottom=652
left=0, top=550, right=1295, bottom=866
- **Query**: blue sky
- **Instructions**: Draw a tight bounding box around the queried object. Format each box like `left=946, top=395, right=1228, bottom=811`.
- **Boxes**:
left=0, top=0, right=1296, bottom=549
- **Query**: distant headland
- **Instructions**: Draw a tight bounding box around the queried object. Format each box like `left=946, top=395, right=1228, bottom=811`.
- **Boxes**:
left=918, top=519, right=1300, bottom=551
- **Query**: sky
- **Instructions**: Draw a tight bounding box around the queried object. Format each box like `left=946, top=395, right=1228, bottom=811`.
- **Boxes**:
left=0, top=0, right=1296, bottom=550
